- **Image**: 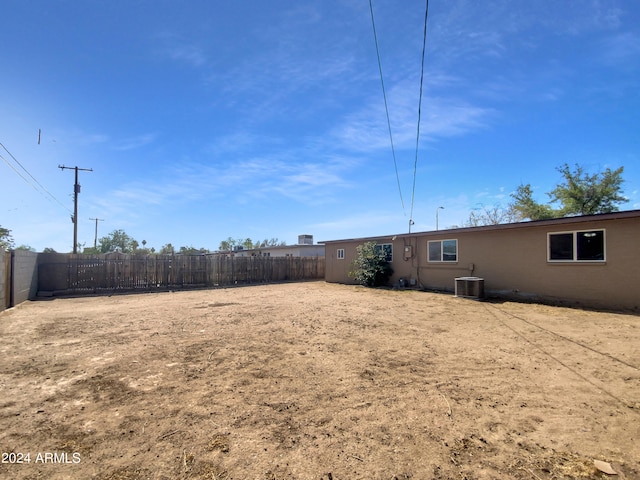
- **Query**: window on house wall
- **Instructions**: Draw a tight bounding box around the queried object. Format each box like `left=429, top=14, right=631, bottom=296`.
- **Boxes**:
left=337, top=248, right=345, bottom=260
left=374, top=243, right=393, bottom=262
left=548, top=230, right=605, bottom=262
left=428, top=239, right=458, bottom=262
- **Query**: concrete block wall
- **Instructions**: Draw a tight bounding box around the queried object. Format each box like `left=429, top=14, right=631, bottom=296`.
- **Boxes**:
left=10, top=250, right=39, bottom=307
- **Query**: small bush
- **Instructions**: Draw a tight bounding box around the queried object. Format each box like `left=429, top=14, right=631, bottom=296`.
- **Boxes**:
left=348, top=241, right=394, bottom=287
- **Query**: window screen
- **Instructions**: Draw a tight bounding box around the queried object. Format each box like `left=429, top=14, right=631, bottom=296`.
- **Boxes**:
left=428, top=241, right=441, bottom=262
left=549, top=233, right=573, bottom=260
left=549, top=230, right=605, bottom=261
left=576, top=231, right=604, bottom=260
left=428, top=239, right=457, bottom=262
left=443, top=240, right=458, bottom=261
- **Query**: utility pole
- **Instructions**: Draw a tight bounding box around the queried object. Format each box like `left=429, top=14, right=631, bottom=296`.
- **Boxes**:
left=59, top=165, right=93, bottom=254
left=89, top=218, right=104, bottom=249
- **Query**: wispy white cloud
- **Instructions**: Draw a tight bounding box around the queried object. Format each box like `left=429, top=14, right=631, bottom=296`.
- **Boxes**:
left=434, top=0, right=623, bottom=41
left=203, top=5, right=365, bottom=122
left=599, top=32, right=640, bottom=65
left=310, top=211, right=407, bottom=238
left=332, top=80, right=494, bottom=153
left=53, top=128, right=109, bottom=147
left=113, top=133, right=158, bottom=151
left=86, top=143, right=360, bottom=223
left=155, top=33, right=208, bottom=67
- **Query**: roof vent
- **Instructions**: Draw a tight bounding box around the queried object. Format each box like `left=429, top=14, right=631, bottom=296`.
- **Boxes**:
left=298, top=234, right=313, bottom=245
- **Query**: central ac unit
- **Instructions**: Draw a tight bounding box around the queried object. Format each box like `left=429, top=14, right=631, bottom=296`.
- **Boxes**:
left=455, top=277, right=485, bottom=299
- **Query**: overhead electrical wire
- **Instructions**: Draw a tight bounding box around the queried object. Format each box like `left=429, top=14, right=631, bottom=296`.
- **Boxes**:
left=369, top=0, right=406, bottom=215
left=0, top=152, right=40, bottom=193
left=0, top=141, right=73, bottom=214
left=409, top=0, right=430, bottom=231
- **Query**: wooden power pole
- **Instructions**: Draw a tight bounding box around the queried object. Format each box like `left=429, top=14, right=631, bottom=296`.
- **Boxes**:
left=89, top=217, right=104, bottom=249
left=59, top=165, right=93, bottom=254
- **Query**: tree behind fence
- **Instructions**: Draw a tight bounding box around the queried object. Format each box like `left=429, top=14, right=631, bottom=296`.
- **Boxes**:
left=38, top=253, right=324, bottom=294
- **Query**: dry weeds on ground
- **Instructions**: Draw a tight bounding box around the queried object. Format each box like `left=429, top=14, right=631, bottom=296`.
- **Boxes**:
left=0, top=281, right=638, bottom=480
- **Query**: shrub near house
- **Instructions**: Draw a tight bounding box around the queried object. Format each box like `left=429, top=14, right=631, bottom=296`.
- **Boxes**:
left=348, top=241, right=393, bottom=287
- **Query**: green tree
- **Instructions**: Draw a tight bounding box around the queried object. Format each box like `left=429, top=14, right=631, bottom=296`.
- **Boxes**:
left=134, top=239, right=153, bottom=255
left=98, top=229, right=137, bottom=253
left=510, top=163, right=627, bottom=220
left=258, top=238, right=286, bottom=247
left=550, top=164, right=627, bottom=216
left=42, top=247, right=58, bottom=253
left=159, top=243, right=175, bottom=255
left=219, top=237, right=286, bottom=251
left=0, top=226, right=15, bottom=250
left=510, top=184, right=557, bottom=221
left=15, top=244, right=35, bottom=251
left=348, top=241, right=394, bottom=287
left=218, top=237, right=236, bottom=251
left=179, top=245, right=209, bottom=255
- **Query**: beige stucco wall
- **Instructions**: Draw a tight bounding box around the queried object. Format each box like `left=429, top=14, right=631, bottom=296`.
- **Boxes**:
left=324, top=214, right=639, bottom=311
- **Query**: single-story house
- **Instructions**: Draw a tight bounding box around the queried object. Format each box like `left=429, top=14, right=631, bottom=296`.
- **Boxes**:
left=231, top=244, right=325, bottom=258
left=228, top=235, right=325, bottom=258
left=320, top=209, right=640, bottom=311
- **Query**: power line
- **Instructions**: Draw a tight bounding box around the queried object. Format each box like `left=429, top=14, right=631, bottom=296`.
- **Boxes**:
left=369, top=0, right=405, bottom=215
left=409, top=0, right=430, bottom=233
left=0, top=141, right=72, bottom=214
left=0, top=152, right=40, bottom=192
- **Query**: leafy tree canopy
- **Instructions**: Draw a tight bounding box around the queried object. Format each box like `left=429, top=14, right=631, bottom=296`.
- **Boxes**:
left=218, top=237, right=286, bottom=251
left=348, top=241, right=394, bottom=287
left=509, top=184, right=557, bottom=221
left=549, top=163, right=627, bottom=216
left=97, top=229, right=137, bottom=253
left=159, top=243, right=175, bottom=255
left=511, top=163, right=627, bottom=220
left=179, top=245, right=210, bottom=255
left=0, top=226, right=14, bottom=250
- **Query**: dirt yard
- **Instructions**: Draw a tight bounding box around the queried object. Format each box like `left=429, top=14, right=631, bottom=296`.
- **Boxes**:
left=0, top=282, right=638, bottom=480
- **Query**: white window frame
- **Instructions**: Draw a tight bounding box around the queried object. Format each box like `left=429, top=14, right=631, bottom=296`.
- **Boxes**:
left=427, top=239, right=458, bottom=263
left=374, top=243, right=393, bottom=262
left=337, top=248, right=345, bottom=260
left=547, top=229, right=606, bottom=262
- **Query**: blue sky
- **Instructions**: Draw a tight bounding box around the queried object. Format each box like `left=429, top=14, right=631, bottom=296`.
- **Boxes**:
left=1, top=1, right=639, bottom=252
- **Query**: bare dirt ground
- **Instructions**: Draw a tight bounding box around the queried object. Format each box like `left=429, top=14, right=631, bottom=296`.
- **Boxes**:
left=0, top=281, right=638, bottom=480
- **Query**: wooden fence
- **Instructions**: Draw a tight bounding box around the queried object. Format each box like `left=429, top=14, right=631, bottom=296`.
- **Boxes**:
left=38, top=253, right=325, bottom=295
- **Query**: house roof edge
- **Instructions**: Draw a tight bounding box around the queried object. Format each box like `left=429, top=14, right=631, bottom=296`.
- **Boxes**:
left=318, top=209, right=640, bottom=244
